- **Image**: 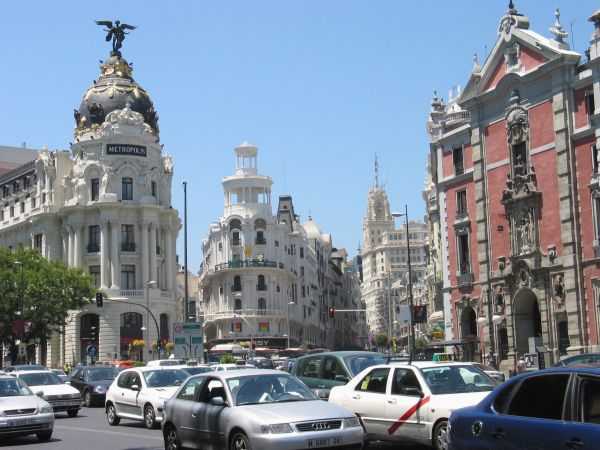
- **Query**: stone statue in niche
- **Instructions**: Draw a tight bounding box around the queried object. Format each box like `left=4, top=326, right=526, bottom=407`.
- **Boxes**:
left=100, top=166, right=113, bottom=195
left=62, top=175, right=73, bottom=201
left=518, top=208, right=533, bottom=254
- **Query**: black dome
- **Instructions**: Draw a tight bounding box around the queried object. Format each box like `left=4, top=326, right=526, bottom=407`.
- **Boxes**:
left=75, top=56, right=159, bottom=137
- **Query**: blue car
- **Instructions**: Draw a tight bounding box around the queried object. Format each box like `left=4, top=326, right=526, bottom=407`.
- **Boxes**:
left=448, top=367, right=600, bottom=449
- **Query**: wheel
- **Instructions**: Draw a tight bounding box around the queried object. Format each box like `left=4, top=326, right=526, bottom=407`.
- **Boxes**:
left=144, top=404, right=157, bottom=429
left=106, top=403, right=120, bottom=426
left=84, top=390, right=93, bottom=407
left=433, top=420, right=449, bottom=450
left=164, top=424, right=182, bottom=450
left=67, top=408, right=79, bottom=418
left=36, top=431, right=52, bottom=442
left=230, top=431, right=252, bottom=450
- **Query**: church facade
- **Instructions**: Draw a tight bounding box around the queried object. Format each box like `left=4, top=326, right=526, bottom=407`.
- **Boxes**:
left=427, top=5, right=600, bottom=372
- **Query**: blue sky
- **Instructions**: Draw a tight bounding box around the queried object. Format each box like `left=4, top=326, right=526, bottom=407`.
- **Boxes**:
left=1, top=1, right=597, bottom=272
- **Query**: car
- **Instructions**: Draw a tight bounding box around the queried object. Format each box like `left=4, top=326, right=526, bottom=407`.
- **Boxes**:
left=211, top=363, right=257, bottom=371
left=68, top=365, right=118, bottom=407
left=328, top=361, right=497, bottom=450
left=105, top=367, right=189, bottom=429
left=15, top=370, right=82, bottom=417
left=247, top=357, right=275, bottom=369
left=472, top=362, right=505, bottom=383
left=291, top=351, right=388, bottom=399
left=50, top=368, right=69, bottom=383
left=161, top=368, right=364, bottom=450
left=146, top=359, right=185, bottom=367
left=4, top=364, right=49, bottom=374
left=448, top=366, right=600, bottom=450
left=0, top=375, right=54, bottom=442
left=553, top=352, right=600, bottom=367
left=179, top=365, right=214, bottom=376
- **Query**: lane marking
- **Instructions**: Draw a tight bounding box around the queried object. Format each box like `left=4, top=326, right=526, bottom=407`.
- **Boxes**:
left=387, top=395, right=431, bottom=435
left=54, top=424, right=163, bottom=441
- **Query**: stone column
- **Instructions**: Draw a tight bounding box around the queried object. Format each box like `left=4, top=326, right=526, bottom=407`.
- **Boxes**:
left=100, top=222, right=109, bottom=289
left=68, top=226, right=75, bottom=267
left=165, top=228, right=173, bottom=291
left=150, top=224, right=158, bottom=286
left=73, top=225, right=83, bottom=268
left=61, top=226, right=69, bottom=264
left=110, top=222, right=120, bottom=289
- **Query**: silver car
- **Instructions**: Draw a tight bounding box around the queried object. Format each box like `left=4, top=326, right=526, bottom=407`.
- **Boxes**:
left=0, top=375, right=55, bottom=442
left=162, top=369, right=364, bottom=450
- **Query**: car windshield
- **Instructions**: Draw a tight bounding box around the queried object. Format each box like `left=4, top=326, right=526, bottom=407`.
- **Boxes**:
left=51, top=369, right=67, bottom=376
left=0, top=378, right=34, bottom=397
left=143, top=369, right=188, bottom=388
left=345, top=354, right=388, bottom=376
left=20, top=372, right=63, bottom=386
left=421, top=365, right=496, bottom=394
left=87, top=367, right=118, bottom=381
left=230, top=374, right=318, bottom=406
left=249, top=359, right=275, bottom=369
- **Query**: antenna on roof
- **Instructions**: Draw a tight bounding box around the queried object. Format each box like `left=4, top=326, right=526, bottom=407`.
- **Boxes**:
left=374, top=154, right=380, bottom=189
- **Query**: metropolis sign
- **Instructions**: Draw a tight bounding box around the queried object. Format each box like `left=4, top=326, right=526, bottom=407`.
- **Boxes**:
left=106, top=144, right=147, bottom=157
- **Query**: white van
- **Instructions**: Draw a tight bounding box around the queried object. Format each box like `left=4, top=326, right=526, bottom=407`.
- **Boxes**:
left=146, top=359, right=183, bottom=367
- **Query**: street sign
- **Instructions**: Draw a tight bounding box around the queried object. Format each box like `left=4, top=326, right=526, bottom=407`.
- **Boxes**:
left=86, top=344, right=98, bottom=357
left=19, top=343, right=26, bottom=355
left=173, top=322, right=203, bottom=361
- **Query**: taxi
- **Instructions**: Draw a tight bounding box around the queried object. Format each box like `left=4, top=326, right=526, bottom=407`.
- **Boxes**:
left=327, top=360, right=497, bottom=450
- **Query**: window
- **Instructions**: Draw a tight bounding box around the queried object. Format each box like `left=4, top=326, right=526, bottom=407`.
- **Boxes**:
left=300, top=247, right=304, bottom=258
left=392, top=368, right=422, bottom=395
left=458, top=233, right=470, bottom=274
left=456, top=190, right=467, bottom=217
left=232, top=231, right=240, bottom=246
left=594, top=196, right=600, bottom=241
left=355, top=367, right=389, bottom=393
left=151, top=181, right=156, bottom=197
left=177, top=377, right=204, bottom=401
left=503, top=374, right=569, bottom=420
left=20, top=202, right=25, bottom=213
left=257, top=275, right=267, bottom=291
left=89, top=265, right=101, bottom=288
left=88, top=225, right=100, bottom=252
left=322, top=357, right=349, bottom=382
left=299, top=357, right=321, bottom=378
left=33, top=234, right=42, bottom=253
left=9, top=206, right=14, bottom=218
left=122, top=177, right=133, bottom=200
left=586, top=91, right=596, bottom=122
left=91, top=178, right=99, bottom=201
left=255, top=230, right=266, bottom=245
left=121, top=224, right=135, bottom=251
left=232, top=275, right=242, bottom=292
left=453, top=146, right=464, bottom=176
left=580, top=377, right=600, bottom=424
left=234, top=299, right=242, bottom=311
left=31, top=197, right=36, bottom=209
left=258, top=298, right=266, bottom=315
left=121, top=265, right=135, bottom=289
left=160, top=313, right=169, bottom=342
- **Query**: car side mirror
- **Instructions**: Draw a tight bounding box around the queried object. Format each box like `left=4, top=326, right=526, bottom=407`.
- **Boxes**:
left=403, top=387, right=423, bottom=397
left=130, top=384, right=141, bottom=391
left=210, top=396, right=227, bottom=406
left=36, top=391, right=44, bottom=397
left=335, top=375, right=349, bottom=383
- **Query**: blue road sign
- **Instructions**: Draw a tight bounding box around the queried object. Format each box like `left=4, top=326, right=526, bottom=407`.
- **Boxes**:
left=86, top=344, right=98, bottom=357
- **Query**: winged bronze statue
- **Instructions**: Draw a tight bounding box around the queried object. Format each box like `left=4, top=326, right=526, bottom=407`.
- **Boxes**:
left=95, top=20, right=137, bottom=57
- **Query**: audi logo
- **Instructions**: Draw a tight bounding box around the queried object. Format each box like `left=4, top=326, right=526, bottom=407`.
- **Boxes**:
left=311, top=422, right=331, bottom=430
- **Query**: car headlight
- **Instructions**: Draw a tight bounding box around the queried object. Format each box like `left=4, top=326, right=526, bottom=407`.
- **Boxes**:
left=260, top=423, right=293, bottom=434
left=343, top=416, right=361, bottom=428
left=0, top=410, right=6, bottom=417
left=71, top=393, right=82, bottom=399
left=93, top=386, right=107, bottom=393
left=40, top=405, right=54, bottom=414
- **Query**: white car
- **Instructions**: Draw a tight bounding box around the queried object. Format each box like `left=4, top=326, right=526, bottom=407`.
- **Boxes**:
left=0, top=375, right=54, bottom=442
left=15, top=370, right=82, bottom=417
left=105, top=367, right=189, bottom=429
left=211, top=363, right=257, bottom=371
left=328, top=361, right=497, bottom=450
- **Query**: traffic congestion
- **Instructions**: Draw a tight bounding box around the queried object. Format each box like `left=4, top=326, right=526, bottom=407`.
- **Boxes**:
left=1, top=350, right=599, bottom=449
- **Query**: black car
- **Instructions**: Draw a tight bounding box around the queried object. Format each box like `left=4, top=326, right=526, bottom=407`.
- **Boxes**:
left=68, top=365, right=118, bottom=407
left=553, top=352, right=600, bottom=367
left=4, top=364, right=48, bottom=373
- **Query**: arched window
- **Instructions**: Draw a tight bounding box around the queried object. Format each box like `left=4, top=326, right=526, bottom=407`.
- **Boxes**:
left=230, top=219, right=242, bottom=246
left=234, top=299, right=242, bottom=311
left=160, top=313, right=169, bottom=342
left=257, top=275, right=267, bottom=291
left=229, top=219, right=241, bottom=231
left=258, top=298, right=266, bottom=315
left=120, top=312, right=143, bottom=360
left=254, top=218, right=266, bottom=230
left=233, top=275, right=242, bottom=292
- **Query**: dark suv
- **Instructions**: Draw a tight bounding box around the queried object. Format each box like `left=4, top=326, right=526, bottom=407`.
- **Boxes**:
left=291, top=351, right=387, bottom=399
left=68, top=365, right=118, bottom=407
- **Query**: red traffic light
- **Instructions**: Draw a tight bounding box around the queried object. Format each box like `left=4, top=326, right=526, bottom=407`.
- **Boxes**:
left=328, top=306, right=335, bottom=318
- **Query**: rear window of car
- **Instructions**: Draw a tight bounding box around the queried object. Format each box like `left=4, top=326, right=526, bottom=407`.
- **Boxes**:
left=344, top=354, right=388, bottom=376
left=87, top=367, right=118, bottom=381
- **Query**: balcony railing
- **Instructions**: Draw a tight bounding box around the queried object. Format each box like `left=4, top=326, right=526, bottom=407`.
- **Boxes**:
left=121, top=242, right=136, bottom=252
left=457, top=272, right=474, bottom=286
left=87, top=243, right=100, bottom=253
left=215, top=259, right=284, bottom=271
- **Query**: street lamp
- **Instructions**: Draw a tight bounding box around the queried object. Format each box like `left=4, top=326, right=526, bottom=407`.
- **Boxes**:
left=14, top=261, right=24, bottom=363
left=392, top=205, right=415, bottom=361
left=286, top=301, right=295, bottom=349
left=146, top=280, right=156, bottom=360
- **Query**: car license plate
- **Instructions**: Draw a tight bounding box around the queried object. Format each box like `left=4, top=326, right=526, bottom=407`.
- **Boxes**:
left=307, top=436, right=342, bottom=447
left=53, top=401, right=74, bottom=407
left=8, top=418, right=36, bottom=426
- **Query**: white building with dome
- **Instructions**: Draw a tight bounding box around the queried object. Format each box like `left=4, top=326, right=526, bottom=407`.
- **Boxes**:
left=0, top=35, right=180, bottom=366
left=199, top=142, right=364, bottom=351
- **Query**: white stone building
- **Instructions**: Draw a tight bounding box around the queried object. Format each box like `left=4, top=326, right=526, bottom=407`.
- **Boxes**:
left=0, top=49, right=180, bottom=366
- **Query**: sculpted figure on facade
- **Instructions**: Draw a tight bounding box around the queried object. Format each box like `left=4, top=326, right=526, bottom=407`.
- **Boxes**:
left=62, top=175, right=73, bottom=201
left=100, top=166, right=113, bottom=195
left=163, top=153, right=174, bottom=173
left=38, top=147, right=53, bottom=168
left=518, top=208, right=533, bottom=254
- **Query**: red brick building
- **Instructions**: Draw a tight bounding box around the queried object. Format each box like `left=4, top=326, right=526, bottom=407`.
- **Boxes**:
left=426, top=5, right=600, bottom=373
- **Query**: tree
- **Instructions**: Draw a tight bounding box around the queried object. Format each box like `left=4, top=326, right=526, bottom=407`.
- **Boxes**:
left=219, top=354, right=236, bottom=364
left=0, top=248, right=96, bottom=365
left=374, top=332, right=389, bottom=350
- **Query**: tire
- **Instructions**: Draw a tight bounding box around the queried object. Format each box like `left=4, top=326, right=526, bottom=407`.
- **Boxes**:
left=84, top=390, right=93, bottom=407
left=106, top=403, right=120, bottom=426
left=36, top=431, right=52, bottom=442
left=433, top=420, right=449, bottom=450
left=230, top=431, right=252, bottom=450
left=144, top=404, right=157, bottom=429
left=164, top=424, right=182, bottom=450
left=67, top=408, right=79, bottom=418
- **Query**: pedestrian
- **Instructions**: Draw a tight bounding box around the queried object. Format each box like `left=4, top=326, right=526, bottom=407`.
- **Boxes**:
left=516, top=355, right=526, bottom=374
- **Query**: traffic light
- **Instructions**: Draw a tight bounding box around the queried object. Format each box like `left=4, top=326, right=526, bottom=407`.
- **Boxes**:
left=156, top=340, right=161, bottom=352
left=95, top=292, right=103, bottom=307
left=90, top=326, right=97, bottom=341
left=328, top=306, right=335, bottom=318
left=251, top=341, right=256, bottom=350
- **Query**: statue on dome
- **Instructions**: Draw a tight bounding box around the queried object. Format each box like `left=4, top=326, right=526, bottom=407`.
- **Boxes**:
left=163, top=153, right=174, bottom=173
left=95, top=20, right=137, bottom=57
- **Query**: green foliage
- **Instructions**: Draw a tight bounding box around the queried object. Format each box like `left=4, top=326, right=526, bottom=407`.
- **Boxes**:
left=374, top=332, right=389, bottom=348
left=415, top=337, right=429, bottom=351
left=0, top=247, right=96, bottom=363
left=133, top=361, right=145, bottom=367
left=219, top=354, right=236, bottom=364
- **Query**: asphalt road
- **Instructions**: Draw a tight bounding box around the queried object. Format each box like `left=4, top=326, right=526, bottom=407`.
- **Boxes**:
left=0, top=405, right=426, bottom=450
